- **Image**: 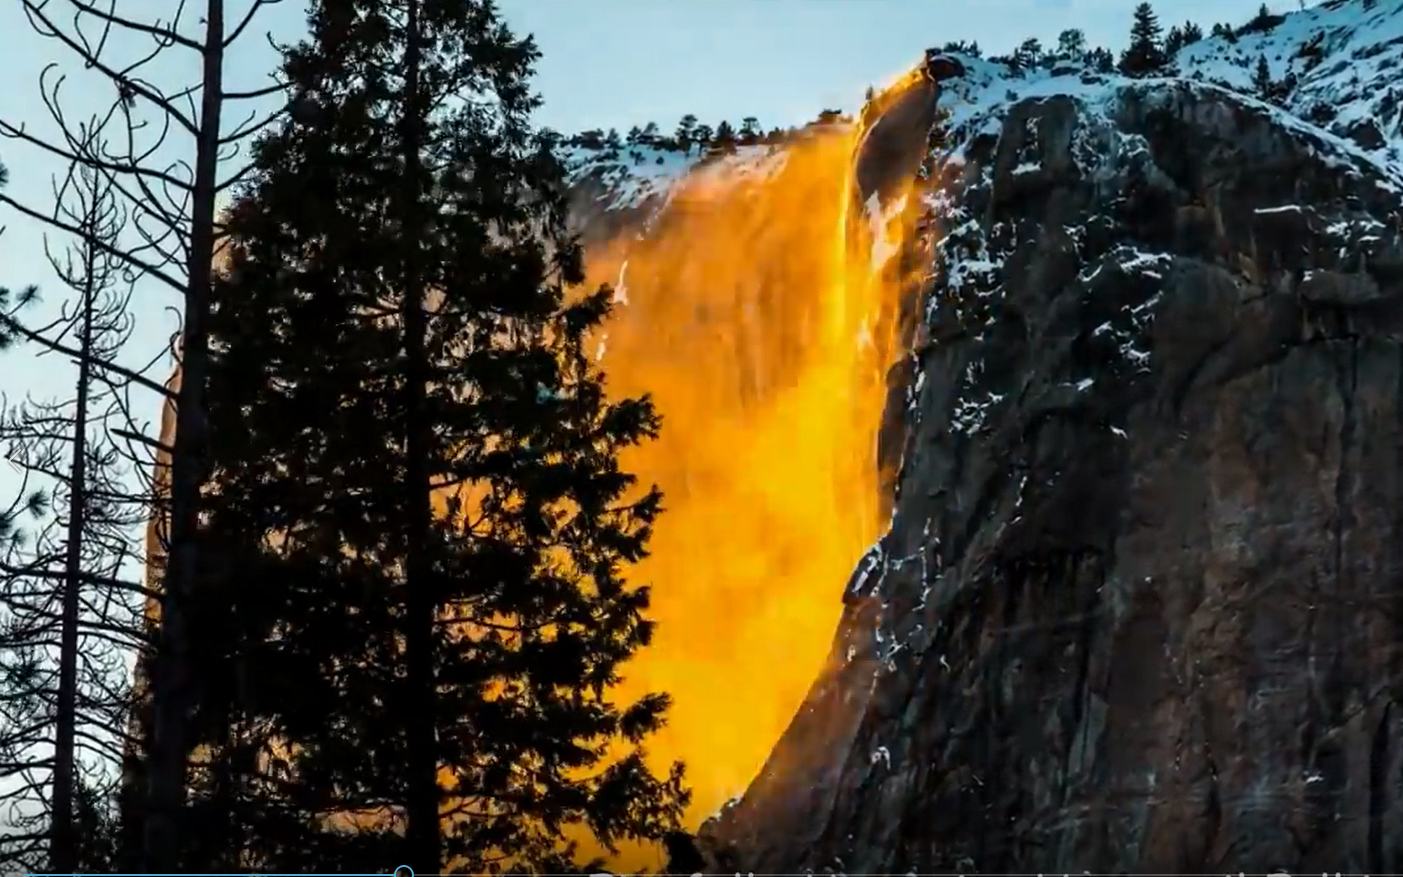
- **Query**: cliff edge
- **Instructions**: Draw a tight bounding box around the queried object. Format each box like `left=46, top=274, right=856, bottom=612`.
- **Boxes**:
left=710, top=63, right=1403, bottom=877
left=561, top=0, right=1403, bottom=868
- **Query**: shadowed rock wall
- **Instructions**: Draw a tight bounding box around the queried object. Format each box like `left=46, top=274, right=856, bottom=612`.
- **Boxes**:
left=710, top=81, right=1403, bottom=873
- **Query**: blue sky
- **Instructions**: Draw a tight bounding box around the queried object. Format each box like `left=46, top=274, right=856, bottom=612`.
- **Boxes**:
left=0, top=0, right=1283, bottom=508
left=506, top=0, right=1287, bottom=134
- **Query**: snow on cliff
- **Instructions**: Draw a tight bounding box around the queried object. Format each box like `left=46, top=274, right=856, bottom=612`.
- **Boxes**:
left=560, top=142, right=702, bottom=211
left=559, top=0, right=1403, bottom=649
left=562, top=0, right=1403, bottom=212
left=1178, top=0, right=1403, bottom=165
left=561, top=141, right=792, bottom=212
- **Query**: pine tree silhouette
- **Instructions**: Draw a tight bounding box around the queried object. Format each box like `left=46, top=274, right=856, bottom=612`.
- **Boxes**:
left=714, top=119, right=738, bottom=152
left=1119, top=3, right=1168, bottom=77
left=192, top=0, right=689, bottom=871
left=1164, top=24, right=1185, bottom=57
left=1253, top=54, right=1273, bottom=98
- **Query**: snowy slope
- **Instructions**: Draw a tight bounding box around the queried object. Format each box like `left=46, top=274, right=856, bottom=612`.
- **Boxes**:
left=561, top=141, right=792, bottom=213
left=839, top=0, right=1403, bottom=647
left=932, top=56, right=1403, bottom=196
left=562, top=0, right=1403, bottom=212
left=1177, top=0, right=1403, bottom=165
left=916, top=49, right=1403, bottom=448
left=561, top=143, right=703, bottom=212
left=933, top=0, right=1403, bottom=181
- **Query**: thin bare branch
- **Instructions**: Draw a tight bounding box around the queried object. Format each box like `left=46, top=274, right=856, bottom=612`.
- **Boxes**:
left=54, top=0, right=204, bottom=52
left=0, top=194, right=185, bottom=294
left=224, top=0, right=285, bottom=50
left=223, top=81, right=286, bottom=102
left=111, top=428, right=173, bottom=456
left=0, top=320, right=175, bottom=403
left=12, top=8, right=198, bottom=134
left=0, top=121, right=191, bottom=195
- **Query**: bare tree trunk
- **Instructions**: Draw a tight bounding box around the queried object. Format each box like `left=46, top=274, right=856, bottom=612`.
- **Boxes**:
left=118, top=367, right=177, bottom=869
left=49, top=181, right=102, bottom=875
left=1, top=121, right=162, bottom=871
left=2, top=0, right=288, bottom=866
left=141, top=1, right=226, bottom=868
left=399, top=0, right=440, bottom=870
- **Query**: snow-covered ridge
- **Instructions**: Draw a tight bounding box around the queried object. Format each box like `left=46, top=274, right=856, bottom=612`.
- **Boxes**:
left=935, top=62, right=1403, bottom=195
left=934, top=0, right=1403, bottom=178
left=1177, top=0, right=1403, bottom=165
left=561, top=142, right=702, bottom=212
left=561, top=0, right=1403, bottom=213
left=905, top=15, right=1403, bottom=480
left=561, top=140, right=795, bottom=213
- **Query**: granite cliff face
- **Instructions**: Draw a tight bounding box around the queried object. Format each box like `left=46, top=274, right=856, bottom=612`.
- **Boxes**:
left=564, top=0, right=1403, bottom=870
left=710, top=75, right=1403, bottom=873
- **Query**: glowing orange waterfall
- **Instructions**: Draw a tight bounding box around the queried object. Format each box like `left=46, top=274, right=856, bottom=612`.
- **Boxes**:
left=585, top=70, right=935, bottom=846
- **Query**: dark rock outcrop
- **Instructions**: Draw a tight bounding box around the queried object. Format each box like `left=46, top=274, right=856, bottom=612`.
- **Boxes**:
left=711, top=80, right=1403, bottom=872
left=854, top=75, right=942, bottom=208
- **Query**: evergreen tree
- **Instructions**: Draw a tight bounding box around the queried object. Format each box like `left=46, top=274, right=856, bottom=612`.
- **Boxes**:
left=738, top=117, right=761, bottom=144
left=939, top=39, right=981, bottom=57
left=713, top=119, right=737, bottom=152
left=1212, top=21, right=1240, bottom=43
left=195, top=0, right=687, bottom=871
left=1056, top=28, right=1087, bottom=60
left=674, top=113, right=698, bottom=152
left=1120, top=3, right=1168, bottom=77
left=1181, top=21, right=1204, bottom=44
left=1165, top=24, right=1185, bottom=57
left=1251, top=3, right=1276, bottom=29
left=1253, top=53, right=1273, bottom=98
left=1013, top=37, right=1045, bottom=69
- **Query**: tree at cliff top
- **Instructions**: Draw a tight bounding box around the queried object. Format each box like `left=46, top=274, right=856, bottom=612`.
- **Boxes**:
left=712, top=120, right=738, bottom=153
left=1055, top=29, right=1087, bottom=61
left=1242, top=2, right=1282, bottom=35
left=1253, top=54, right=1274, bottom=98
left=1211, top=21, right=1240, bottom=43
left=1087, top=47, right=1116, bottom=73
left=190, top=0, right=687, bottom=871
left=1012, top=38, right=1047, bottom=71
left=1119, top=3, right=1169, bottom=77
left=1163, top=20, right=1205, bottom=57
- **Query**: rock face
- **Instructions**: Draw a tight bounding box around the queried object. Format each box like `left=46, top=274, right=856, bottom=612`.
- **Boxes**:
left=709, top=77, right=1403, bottom=872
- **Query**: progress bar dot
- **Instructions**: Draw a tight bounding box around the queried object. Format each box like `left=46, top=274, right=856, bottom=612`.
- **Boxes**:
left=394, top=868, right=414, bottom=877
